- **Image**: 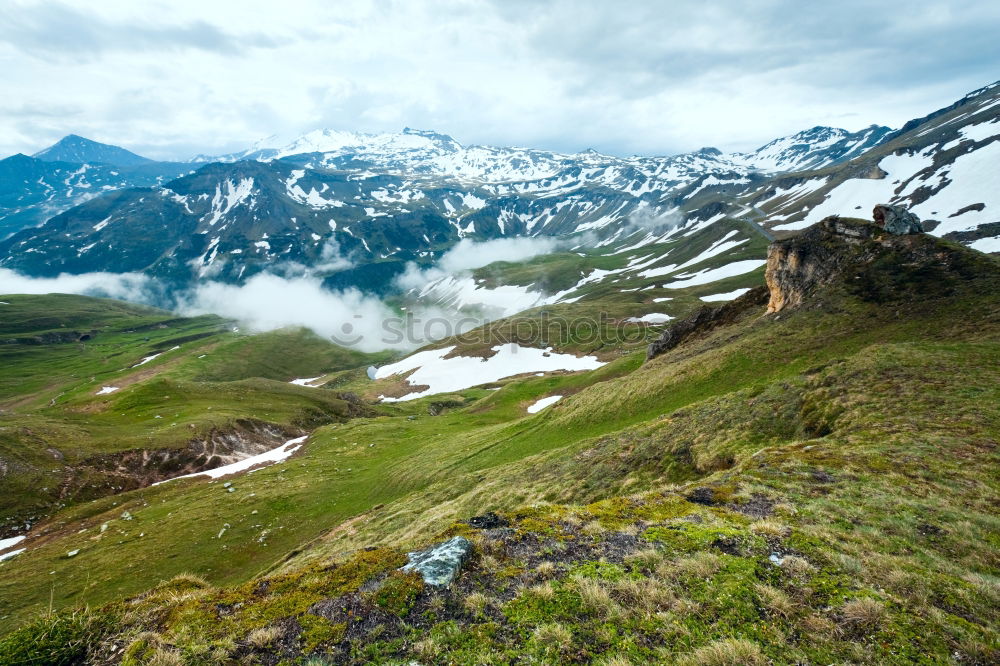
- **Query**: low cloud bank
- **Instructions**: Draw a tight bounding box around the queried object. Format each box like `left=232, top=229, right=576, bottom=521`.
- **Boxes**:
left=0, top=268, right=161, bottom=302
left=0, top=238, right=569, bottom=352
left=0, top=269, right=475, bottom=352
left=176, top=273, right=415, bottom=352
left=396, top=236, right=561, bottom=291
left=625, top=205, right=683, bottom=234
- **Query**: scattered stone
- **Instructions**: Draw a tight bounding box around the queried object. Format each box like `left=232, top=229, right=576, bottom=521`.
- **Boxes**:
left=223, top=482, right=232, bottom=488
left=100, top=522, right=109, bottom=533
left=769, top=552, right=785, bottom=566
left=66, top=549, right=79, bottom=558
left=120, top=511, right=133, bottom=521
left=401, top=536, right=472, bottom=587
left=711, top=536, right=741, bottom=556
left=873, top=204, right=922, bottom=235
left=227, top=487, right=235, bottom=493
left=466, top=512, right=508, bottom=529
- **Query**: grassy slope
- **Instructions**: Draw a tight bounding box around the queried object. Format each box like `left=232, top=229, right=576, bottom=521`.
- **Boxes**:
left=0, top=293, right=385, bottom=540
left=1, top=229, right=997, bottom=663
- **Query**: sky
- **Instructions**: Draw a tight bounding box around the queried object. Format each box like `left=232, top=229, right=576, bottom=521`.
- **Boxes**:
left=1, top=0, right=999, bottom=160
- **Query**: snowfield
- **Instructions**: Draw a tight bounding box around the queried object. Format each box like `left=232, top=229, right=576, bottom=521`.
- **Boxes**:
left=662, top=259, right=767, bottom=289
left=376, top=344, right=605, bottom=401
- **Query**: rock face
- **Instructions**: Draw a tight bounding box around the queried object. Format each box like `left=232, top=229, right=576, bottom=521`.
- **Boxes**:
left=873, top=204, right=922, bottom=235
left=762, top=210, right=969, bottom=314
left=401, top=536, right=472, bottom=587
left=646, top=287, right=769, bottom=361
left=765, top=216, right=884, bottom=313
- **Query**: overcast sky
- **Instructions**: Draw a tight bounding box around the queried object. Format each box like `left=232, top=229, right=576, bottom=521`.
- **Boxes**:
left=1, top=0, right=998, bottom=160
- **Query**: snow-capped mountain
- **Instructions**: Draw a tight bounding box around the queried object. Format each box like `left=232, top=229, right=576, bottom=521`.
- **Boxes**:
left=1, top=135, right=193, bottom=238
left=1, top=81, right=997, bottom=298
left=747, top=80, right=1000, bottom=252
left=730, top=125, right=894, bottom=173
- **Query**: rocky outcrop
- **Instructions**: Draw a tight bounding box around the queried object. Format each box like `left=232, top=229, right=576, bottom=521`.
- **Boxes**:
left=764, top=217, right=873, bottom=313
left=873, top=204, right=922, bottom=234
left=762, top=207, right=994, bottom=314
left=646, top=287, right=769, bottom=361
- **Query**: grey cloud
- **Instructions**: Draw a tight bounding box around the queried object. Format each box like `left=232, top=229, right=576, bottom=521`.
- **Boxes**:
left=492, top=1, right=1000, bottom=97
left=0, top=2, right=288, bottom=61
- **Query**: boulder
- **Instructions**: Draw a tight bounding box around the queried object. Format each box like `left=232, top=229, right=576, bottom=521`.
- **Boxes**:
left=400, top=536, right=472, bottom=587
left=873, top=204, right=922, bottom=235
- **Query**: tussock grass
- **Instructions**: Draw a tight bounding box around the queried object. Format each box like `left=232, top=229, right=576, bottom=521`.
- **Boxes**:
left=531, top=622, right=573, bottom=653
left=676, top=638, right=767, bottom=666
left=245, top=624, right=283, bottom=648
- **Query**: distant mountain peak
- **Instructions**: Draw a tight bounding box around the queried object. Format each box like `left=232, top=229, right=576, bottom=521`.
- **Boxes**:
left=33, top=134, right=152, bottom=167
left=730, top=124, right=894, bottom=173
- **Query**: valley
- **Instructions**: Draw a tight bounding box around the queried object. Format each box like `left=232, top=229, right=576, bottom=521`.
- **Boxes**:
left=0, top=77, right=997, bottom=664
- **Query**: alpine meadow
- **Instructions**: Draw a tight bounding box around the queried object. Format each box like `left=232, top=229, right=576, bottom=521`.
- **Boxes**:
left=0, top=2, right=998, bottom=664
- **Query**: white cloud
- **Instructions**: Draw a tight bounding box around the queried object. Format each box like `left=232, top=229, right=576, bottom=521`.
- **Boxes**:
left=0, top=268, right=158, bottom=301
left=440, top=237, right=559, bottom=272
left=0, top=268, right=478, bottom=352
left=176, top=273, right=406, bottom=352
left=395, top=236, right=559, bottom=291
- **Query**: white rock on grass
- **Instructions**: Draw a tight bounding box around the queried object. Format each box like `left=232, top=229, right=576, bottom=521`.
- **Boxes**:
left=401, top=536, right=473, bottom=586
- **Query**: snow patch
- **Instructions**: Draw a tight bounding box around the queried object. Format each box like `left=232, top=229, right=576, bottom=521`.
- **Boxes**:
left=289, top=377, right=324, bottom=387
left=700, top=288, right=752, bottom=302
left=663, top=260, right=767, bottom=289
left=376, top=344, right=604, bottom=401
left=626, top=313, right=674, bottom=324
left=527, top=395, right=563, bottom=413
left=154, top=435, right=308, bottom=485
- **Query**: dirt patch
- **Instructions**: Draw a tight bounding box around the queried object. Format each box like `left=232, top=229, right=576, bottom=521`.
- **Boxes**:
left=728, top=493, right=775, bottom=518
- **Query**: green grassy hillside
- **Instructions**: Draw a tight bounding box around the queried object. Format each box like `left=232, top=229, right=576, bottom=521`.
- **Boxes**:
left=1, top=224, right=998, bottom=664
left=0, top=294, right=386, bottom=539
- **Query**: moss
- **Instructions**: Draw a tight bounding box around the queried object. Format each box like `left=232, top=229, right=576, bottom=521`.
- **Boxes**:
left=298, top=614, right=346, bottom=652
left=366, top=571, right=424, bottom=616
left=569, top=561, right=634, bottom=581
left=643, top=521, right=752, bottom=554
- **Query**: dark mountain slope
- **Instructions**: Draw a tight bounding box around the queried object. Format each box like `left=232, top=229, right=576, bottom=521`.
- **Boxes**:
left=0, top=151, right=193, bottom=238
left=33, top=134, right=153, bottom=167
